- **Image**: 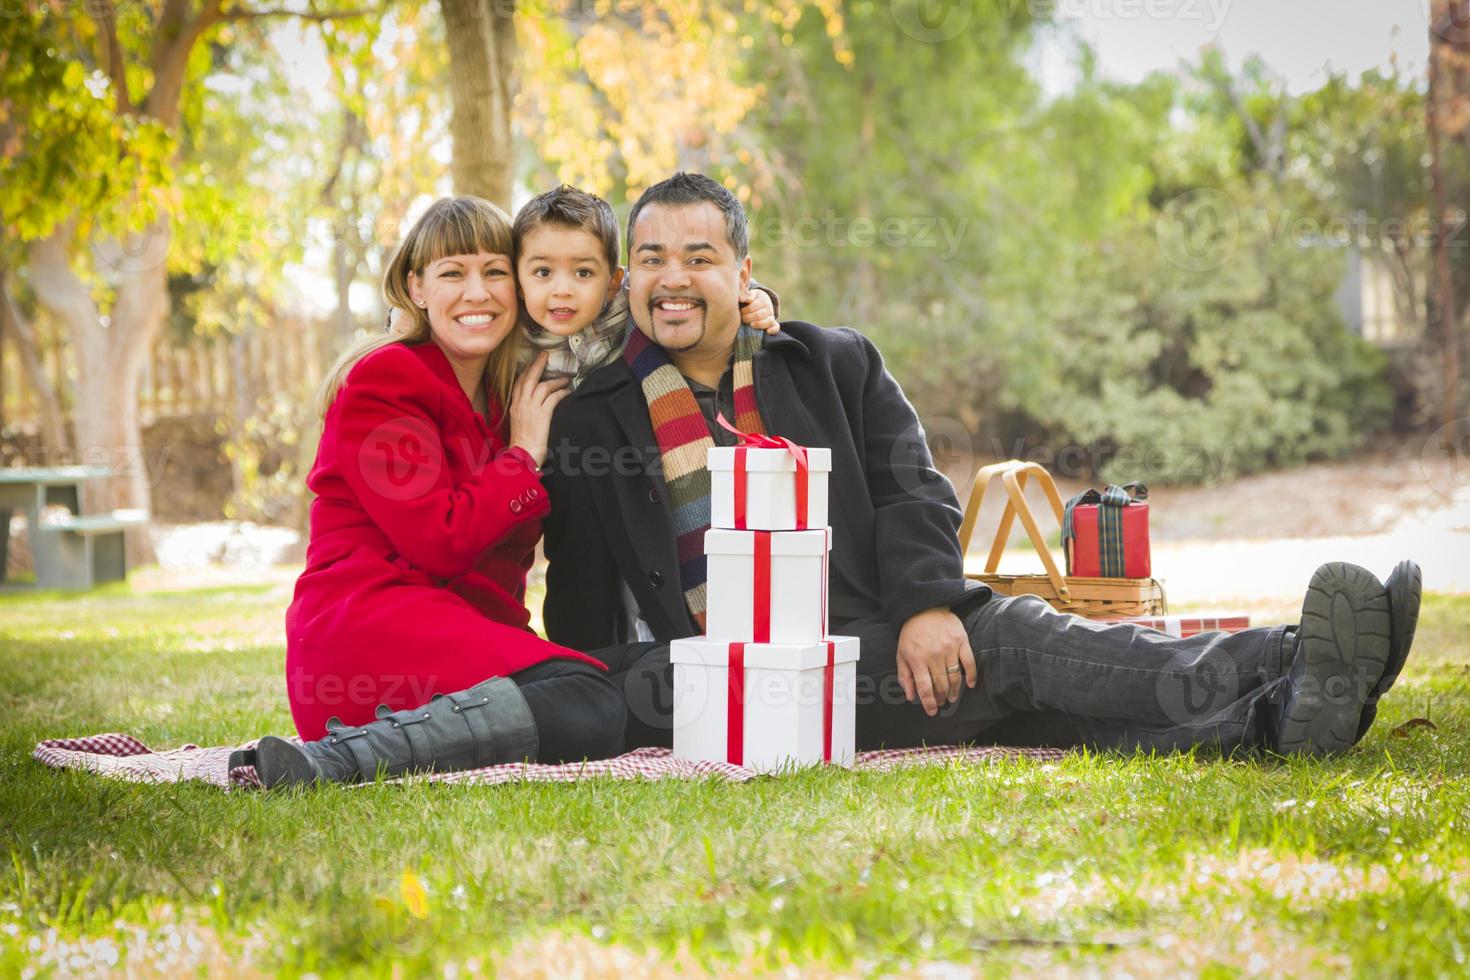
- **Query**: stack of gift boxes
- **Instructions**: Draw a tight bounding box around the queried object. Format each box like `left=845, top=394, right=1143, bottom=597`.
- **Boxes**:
left=671, top=431, right=860, bottom=772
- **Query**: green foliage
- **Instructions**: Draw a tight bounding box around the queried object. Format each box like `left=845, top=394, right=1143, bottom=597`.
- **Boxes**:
left=741, top=0, right=1043, bottom=430
left=220, top=387, right=319, bottom=528
left=0, top=11, right=174, bottom=244
left=1003, top=180, right=1392, bottom=485
left=731, top=21, right=1406, bottom=483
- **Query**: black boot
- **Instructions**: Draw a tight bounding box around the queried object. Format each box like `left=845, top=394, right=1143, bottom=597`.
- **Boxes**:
left=1355, top=560, right=1423, bottom=742
left=249, top=676, right=539, bottom=788
left=1275, top=562, right=1391, bottom=756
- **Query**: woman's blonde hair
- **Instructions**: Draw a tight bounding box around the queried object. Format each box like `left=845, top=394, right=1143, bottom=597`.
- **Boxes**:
left=315, top=196, right=521, bottom=421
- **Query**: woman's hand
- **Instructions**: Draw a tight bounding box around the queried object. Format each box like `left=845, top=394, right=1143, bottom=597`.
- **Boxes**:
left=739, top=288, right=781, bottom=334
left=508, top=352, right=571, bottom=468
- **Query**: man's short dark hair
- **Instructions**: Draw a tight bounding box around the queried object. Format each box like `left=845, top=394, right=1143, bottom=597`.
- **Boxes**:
left=513, top=184, right=621, bottom=270
left=626, top=172, right=749, bottom=260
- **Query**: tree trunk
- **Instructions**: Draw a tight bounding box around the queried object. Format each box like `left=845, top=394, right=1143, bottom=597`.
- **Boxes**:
left=28, top=220, right=169, bottom=563
left=442, top=0, right=516, bottom=208
left=333, top=235, right=358, bottom=346
left=838, top=71, right=878, bottom=325
left=0, top=268, right=69, bottom=455
left=1428, top=8, right=1463, bottom=428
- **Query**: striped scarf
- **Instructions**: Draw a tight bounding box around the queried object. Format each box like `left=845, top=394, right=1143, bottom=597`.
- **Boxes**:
left=623, top=325, right=767, bottom=629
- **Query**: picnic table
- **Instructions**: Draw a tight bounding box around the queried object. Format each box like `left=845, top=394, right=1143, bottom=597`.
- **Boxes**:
left=0, top=467, right=148, bottom=589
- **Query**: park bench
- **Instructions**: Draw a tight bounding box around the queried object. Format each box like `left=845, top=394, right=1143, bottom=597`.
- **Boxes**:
left=32, top=508, right=150, bottom=590
left=1, top=468, right=150, bottom=590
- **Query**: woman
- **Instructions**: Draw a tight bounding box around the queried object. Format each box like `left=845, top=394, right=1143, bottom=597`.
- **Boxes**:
left=250, top=197, right=626, bottom=788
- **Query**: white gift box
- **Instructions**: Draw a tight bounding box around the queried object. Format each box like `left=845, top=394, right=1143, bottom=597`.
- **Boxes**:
left=709, top=445, right=832, bottom=531
left=671, top=635, right=859, bottom=772
left=705, top=528, right=830, bottom=645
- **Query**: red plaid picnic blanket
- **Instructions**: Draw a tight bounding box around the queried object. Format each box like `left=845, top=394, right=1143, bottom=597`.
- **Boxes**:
left=33, top=734, right=1066, bottom=790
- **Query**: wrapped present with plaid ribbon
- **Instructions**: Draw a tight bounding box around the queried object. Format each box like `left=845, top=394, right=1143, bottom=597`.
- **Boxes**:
left=1062, top=483, right=1151, bottom=579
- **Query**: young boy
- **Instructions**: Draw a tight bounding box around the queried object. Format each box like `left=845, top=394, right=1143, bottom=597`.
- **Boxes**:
left=510, top=184, right=778, bottom=387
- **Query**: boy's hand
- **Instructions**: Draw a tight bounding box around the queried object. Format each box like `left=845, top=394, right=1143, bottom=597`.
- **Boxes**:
left=508, top=352, right=571, bottom=468
left=739, top=288, right=781, bottom=334
left=385, top=306, right=408, bottom=335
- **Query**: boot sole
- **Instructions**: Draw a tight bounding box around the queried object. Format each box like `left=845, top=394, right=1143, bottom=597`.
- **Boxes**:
left=1356, top=560, right=1423, bottom=741
left=1376, top=560, right=1421, bottom=700
left=1278, top=562, right=1391, bottom=756
left=253, top=736, right=321, bottom=789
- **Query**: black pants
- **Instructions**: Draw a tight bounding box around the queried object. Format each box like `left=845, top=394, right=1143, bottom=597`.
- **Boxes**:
left=511, top=658, right=628, bottom=763
left=590, top=594, right=1295, bottom=755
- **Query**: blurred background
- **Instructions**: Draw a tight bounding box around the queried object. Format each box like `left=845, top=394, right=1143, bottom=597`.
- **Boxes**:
left=1, top=0, right=1468, bottom=597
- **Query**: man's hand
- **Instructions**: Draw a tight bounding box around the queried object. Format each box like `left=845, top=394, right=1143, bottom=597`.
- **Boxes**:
left=896, top=607, right=976, bottom=716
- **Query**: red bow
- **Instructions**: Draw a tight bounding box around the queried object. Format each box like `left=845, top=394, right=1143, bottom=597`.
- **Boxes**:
left=715, top=413, right=810, bottom=530
left=716, top=413, right=809, bottom=465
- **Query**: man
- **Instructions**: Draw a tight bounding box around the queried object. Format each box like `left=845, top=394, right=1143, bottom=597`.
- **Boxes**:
left=542, top=172, right=1422, bottom=756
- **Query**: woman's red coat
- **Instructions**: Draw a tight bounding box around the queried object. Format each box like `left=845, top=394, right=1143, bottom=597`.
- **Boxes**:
left=284, top=340, right=602, bottom=739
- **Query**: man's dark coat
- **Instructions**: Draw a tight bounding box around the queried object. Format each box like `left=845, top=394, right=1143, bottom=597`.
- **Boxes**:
left=541, top=320, right=988, bottom=661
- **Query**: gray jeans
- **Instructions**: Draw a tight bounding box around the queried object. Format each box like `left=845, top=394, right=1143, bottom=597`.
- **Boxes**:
left=593, top=594, right=1296, bottom=755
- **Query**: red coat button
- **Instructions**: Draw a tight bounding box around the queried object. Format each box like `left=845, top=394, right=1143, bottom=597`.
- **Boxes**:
left=510, top=499, right=523, bottom=514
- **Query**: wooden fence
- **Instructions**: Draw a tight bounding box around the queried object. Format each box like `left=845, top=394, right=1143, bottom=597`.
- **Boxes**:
left=1, top=318, right=329, bottom=433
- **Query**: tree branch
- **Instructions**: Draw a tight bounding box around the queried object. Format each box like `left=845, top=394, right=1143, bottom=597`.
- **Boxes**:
left=220, top=4, right=379, bottom=22
left=144, top=0, right=226, bottom=126
left=92, top=0, right=136, bottom=116
left=0, top=264, right=70, bottom=453
left=318, top=107, right=364, bottom=208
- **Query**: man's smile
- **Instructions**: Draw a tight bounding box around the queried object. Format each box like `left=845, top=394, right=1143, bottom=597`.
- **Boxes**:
left=652, top=296, right=706, bottom=315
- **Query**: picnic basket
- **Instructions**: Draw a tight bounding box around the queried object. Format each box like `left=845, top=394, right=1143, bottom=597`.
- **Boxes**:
left=957, top=460, right=1166, bottom=619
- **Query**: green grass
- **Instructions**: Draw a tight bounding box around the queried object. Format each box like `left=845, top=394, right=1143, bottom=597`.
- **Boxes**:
left=3, top=581, right=1469, bottom=976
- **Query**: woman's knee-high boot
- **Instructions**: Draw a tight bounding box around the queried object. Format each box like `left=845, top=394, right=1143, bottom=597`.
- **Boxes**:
left=246, top=675, right=539, bottom=788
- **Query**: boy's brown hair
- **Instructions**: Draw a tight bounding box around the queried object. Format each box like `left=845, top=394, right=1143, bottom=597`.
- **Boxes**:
left=512, top=185, right=621, bottom=270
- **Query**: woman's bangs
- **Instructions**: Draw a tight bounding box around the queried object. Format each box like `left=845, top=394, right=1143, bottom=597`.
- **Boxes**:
left=415, top=199, right=514, bottom=268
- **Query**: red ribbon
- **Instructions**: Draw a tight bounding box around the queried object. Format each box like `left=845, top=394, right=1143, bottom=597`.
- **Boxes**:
left=820, top=527, right=830, bottom=639
left=716, top=413, right=810, bottom=530
left=733, top=447, right=749, bottom=530
left=728, top=637, right=837, bottom=767
left=753, top=531, right=771, bottom=643
left=823, top=639, right=835, bottom=764
left=727, top=642, right=745, bottom=766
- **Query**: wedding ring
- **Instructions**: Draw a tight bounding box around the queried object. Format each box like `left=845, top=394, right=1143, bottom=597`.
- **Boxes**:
left=945, top=664, right=962, bottom=674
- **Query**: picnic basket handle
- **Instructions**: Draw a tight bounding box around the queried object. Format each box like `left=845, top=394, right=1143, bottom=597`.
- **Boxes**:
left=957, top=460, right=1071, bottom=601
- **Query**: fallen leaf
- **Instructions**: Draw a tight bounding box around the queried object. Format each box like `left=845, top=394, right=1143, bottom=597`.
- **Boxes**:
left=1391, top=718, right=1437, bottom=737
left=402, top=869, right=428, bottom=919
